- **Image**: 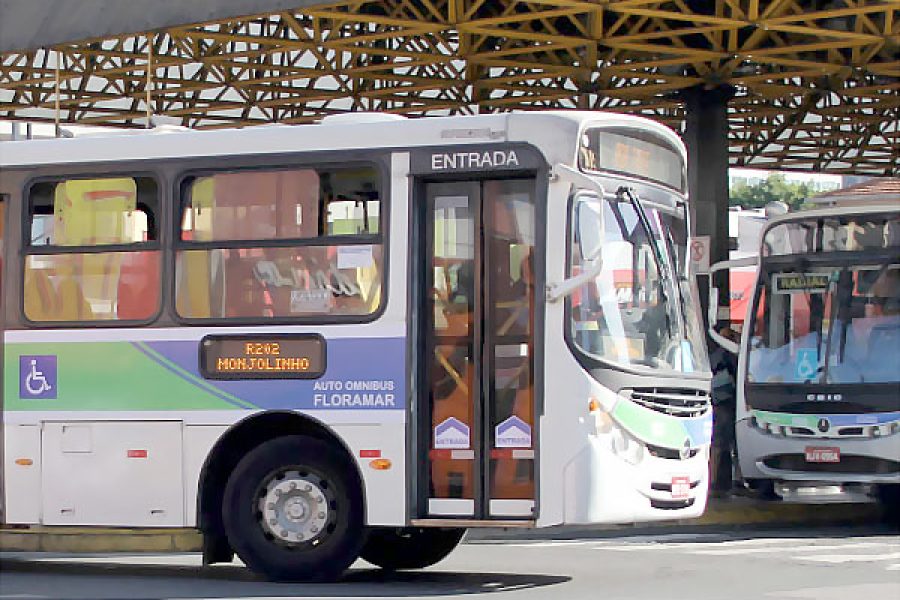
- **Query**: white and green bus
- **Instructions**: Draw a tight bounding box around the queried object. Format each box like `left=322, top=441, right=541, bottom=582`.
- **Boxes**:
left=0, top=111, right=711, bottom=581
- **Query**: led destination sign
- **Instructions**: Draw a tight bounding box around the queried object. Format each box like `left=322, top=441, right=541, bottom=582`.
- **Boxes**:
left=201, top=335, right=325, bottom=380
left=773, top=273, right=831, bottom=294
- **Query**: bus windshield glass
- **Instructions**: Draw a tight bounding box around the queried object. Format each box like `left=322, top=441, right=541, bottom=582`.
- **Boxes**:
left=748, top=261, right=900, bottom=385
left=568, top=193, right=708, bottom=374
left=762, top=212, right=900, bottom=256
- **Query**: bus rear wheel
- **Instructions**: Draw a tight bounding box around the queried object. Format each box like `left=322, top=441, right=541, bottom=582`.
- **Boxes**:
left=361, top=527, right=465, bottom=570
left=878, top=484, right=900, bottom=526
left=222, top=435, right=364, bottom=582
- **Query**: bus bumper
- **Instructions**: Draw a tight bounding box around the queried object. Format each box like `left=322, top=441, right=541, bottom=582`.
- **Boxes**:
left=562, top=435, right=709, bottom=524
left=736, top=417, right=900, bottom=484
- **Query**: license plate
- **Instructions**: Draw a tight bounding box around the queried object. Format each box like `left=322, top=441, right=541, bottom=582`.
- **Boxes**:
left=805, top=446, right=840, bottom=463
left=671, top=476, right=690, bottom=499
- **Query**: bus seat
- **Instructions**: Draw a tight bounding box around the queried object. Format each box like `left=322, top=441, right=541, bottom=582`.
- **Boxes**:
left=117, top=251, right=160, bottom=320
left=54, top=178, right=136, bottom=245
left=224, top=250, right=269, bottom=318
left=24, top=268, right=60, bottom=321
left=176, top=250, right=214, bottom=318
left=79, top=253, right=121, bottom=319
left=356, top=260, right=382, bottom=314
left=24, top=267, right=93, bottom=322
left=56, top=275, right=93, bottom=321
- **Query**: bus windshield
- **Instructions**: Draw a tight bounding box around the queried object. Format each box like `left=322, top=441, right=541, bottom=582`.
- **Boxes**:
left=747, top=260, right=900, bottom=385
left=568, top=192, right=708, bottom=374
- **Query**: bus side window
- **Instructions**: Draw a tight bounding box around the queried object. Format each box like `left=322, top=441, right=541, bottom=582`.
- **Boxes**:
left=23, top=177, right=160, bottom=323
left=176, top=166, right=383, bottom=321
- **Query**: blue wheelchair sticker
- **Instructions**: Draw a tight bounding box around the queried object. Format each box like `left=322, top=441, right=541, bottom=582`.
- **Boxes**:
left=794, top=348, right=818, bottom=382
left=19, top=355, right=57, bottom=399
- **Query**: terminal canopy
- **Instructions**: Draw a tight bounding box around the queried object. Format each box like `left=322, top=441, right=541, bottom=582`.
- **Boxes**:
left=0, top=0, right=897, bottom=175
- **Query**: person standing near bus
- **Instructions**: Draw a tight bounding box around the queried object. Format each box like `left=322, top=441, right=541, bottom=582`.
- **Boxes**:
left=709, top=326, right=738, bottom=497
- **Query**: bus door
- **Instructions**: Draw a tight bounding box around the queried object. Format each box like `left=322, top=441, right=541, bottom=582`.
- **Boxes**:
left=421, top=179, right=536, bottom=520
left=0, top=194, right=5, bottom=519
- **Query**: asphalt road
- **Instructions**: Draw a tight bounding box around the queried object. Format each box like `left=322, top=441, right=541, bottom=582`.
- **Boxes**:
left=1, top=526, right=897, bottom=600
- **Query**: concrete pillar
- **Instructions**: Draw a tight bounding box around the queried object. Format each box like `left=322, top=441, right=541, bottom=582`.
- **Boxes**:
left=681, top=84, right=735, bottom=330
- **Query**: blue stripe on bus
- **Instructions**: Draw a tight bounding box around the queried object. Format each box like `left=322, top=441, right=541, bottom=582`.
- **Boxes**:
left=144, top=337, right=407, bottom=410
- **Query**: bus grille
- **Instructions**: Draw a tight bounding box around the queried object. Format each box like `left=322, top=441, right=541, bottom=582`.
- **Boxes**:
left=627, top=387, right=710, bottom=418
left=762, top=455, right=900, bottom=474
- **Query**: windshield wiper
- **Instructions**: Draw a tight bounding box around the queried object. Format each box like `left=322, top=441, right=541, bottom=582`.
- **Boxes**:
left=618, top=187, right=671, bottom=283
left=820, top=268, right=851, bottom=384
left=618, top=187, right=687, bottom=353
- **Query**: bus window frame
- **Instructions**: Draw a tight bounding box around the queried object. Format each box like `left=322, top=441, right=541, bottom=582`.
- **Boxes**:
left=171, top=159, right=391, bottom=327
left=19, top=172, right=164, bottom=329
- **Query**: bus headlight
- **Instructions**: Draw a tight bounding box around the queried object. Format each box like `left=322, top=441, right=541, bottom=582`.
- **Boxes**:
left=611, top=427, right=645, bottom=465
left=871, top=425, right=890, bottom=438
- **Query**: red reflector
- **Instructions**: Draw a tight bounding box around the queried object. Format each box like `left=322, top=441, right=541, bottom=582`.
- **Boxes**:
left=429, top=449, right=452, bottom=460
left=491, top=449, right=514, bottom=459
left=127, top=449, right=148, bottom=458
left=359, top=449, right=381, bottom=458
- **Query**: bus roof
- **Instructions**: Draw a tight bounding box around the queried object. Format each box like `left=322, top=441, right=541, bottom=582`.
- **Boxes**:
left=0, top=111, right=685, bottom=170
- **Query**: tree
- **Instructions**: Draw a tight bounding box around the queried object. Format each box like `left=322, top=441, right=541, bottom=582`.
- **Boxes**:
left=730, top=173, right=814, bottom=211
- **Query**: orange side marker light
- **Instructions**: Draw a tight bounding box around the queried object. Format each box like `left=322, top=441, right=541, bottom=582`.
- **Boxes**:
left=369, top=458, right=392, bottom=470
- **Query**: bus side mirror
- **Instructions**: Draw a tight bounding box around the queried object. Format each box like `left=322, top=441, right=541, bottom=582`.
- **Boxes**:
left=547, top=196, right=605, bottom=303
left=706, top=257, right=757, bottom=355
left=576, top=195, right=604, bottom=263
left=708, top=287, right=721, bottom=328
left=546, top=165, right=607, bottom=303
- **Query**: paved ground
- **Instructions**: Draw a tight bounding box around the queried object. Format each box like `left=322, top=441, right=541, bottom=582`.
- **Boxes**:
left=1, top=525, right=897, bottom=599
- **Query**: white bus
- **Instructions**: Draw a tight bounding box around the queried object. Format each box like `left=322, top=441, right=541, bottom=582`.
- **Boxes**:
left=710, top=203, right=900, bottom=505
left=0, top=111, right=712, bottom=581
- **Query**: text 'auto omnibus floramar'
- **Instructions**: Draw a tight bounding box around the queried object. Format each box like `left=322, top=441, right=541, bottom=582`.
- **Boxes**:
left=0, top=111, right=712, bottom=581
left=709, top=202, right=900, bottom=505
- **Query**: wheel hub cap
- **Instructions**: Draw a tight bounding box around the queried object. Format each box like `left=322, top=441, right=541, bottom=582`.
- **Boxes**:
left=259, top=470, right=329, bottom=544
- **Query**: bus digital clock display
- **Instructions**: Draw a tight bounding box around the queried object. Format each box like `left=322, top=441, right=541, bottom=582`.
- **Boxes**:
left=200, top=334, right=326, bottom=380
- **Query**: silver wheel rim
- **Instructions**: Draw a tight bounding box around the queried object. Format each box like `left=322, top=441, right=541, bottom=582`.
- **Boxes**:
left=258, top=470, right=331, bottom=545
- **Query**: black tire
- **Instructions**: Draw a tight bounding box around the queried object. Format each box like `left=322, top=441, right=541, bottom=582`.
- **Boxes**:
left=743, top=478, right=779, bottom=500
left=877, top=484, right=900, bottom=528
left=222, top=435, right=364, bottom=582
left=360, top=527, right=465, bottom=570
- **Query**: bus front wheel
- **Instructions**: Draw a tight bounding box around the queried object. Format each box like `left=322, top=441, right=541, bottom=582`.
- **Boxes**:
left=361, top=527, right=465, bottom=570
left=222, top=435, right=364, bottom=582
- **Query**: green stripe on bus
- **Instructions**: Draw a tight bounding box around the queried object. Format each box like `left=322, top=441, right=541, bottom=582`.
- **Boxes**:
left=4, top=341, right=239, bottom=411
left=612, top=399, right=692, bottom=449
left=133, top=341, right=257, bottom=410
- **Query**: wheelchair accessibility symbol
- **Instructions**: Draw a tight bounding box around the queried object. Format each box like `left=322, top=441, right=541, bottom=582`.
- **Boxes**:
left=794, top=348, right=818, bottom=382
left=19, top=355, right=57, bottom=399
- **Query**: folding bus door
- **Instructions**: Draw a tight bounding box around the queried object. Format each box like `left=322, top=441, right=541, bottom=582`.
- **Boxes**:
left=421, top=179, right=537, bottom=520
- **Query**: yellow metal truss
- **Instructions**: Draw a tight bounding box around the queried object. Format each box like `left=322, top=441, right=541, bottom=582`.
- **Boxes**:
left=1, top=0, right=897, bottom=174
